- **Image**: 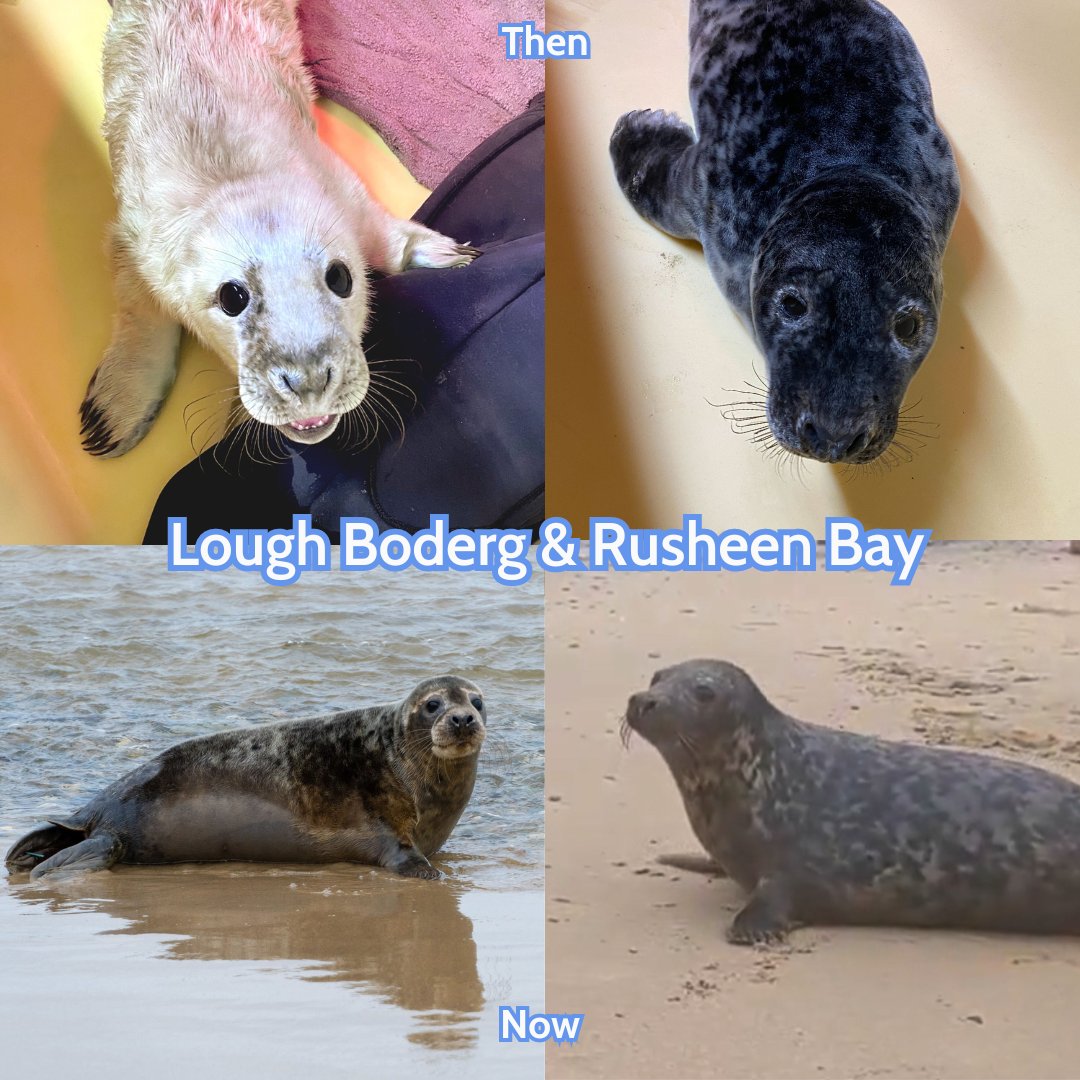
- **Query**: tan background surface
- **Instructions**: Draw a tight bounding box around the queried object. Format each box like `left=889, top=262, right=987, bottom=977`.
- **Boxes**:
left=0, top=1, right=427, bottom=544
left=546, top=542, right=1080, bottom=1079
left=547, top=0, right=1080, bottom=538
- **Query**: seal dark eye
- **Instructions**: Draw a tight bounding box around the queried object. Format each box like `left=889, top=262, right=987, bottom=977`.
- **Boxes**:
left=425, top=698, right=441, bottom=715
left=693, top=683, right=716, bottom=702
left=217, top=281, right=250, bottom=317
left=893, top=311, right=920, bottom=343
left=325, top=260, right=353, bottom=298
left=779, top=292, right=808, bottom=320
left=470, top=697, right=483, bottom=711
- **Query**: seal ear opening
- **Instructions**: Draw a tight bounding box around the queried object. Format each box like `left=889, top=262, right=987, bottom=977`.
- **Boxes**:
left=4, top=822, right=86, bottom=872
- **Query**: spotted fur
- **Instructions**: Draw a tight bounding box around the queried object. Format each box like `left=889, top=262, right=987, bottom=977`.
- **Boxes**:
left=5, top=676, right=486, bottom=880
left=626, top=660, right=1080, bottom=943
left=611, top=0, right=960, bottom=464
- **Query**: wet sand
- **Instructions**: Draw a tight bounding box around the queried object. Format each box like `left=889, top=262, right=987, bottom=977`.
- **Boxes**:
left=546, top=542, right=1080, bottom=1080
left=3, top=864, right=541, bottom=1075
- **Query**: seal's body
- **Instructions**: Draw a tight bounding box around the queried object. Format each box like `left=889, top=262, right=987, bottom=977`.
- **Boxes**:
left=610, top=0, right=960, bottom=464
left=82, top=0, right=477, bottom=457
left=6, top=676, right=486, bottom=880
left=625, top=661, right=1080, bottom=943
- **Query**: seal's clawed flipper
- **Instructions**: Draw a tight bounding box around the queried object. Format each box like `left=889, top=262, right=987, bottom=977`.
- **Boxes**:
left=81, top=241, right=182, bottom=458
left=383, top=842, right=442, bottom=880
left=726, top=878, right=793, bottom=945
left=4, top=822, right=86, bottom=873
left=657, top=853, right=729, bottom=877
left=610, top=109, right=700, bottom=240
left=28, top=834, right=123, bottom=880
left=400, top=227, right=481, bottom=271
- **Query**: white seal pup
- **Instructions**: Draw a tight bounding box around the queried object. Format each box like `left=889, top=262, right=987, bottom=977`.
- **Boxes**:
left=81, top=0, right=478, bottom=457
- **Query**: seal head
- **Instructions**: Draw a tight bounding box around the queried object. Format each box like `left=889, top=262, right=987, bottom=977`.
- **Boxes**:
left=625, top=658, right=768, bottom=770
left=182, top=178, right=372, bottom=446
left=752, top=173, right=943, bottom=463
left=398, top=675, right=487, bottom=761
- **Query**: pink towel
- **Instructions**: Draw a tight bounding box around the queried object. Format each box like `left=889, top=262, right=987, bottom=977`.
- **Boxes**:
left=299, top=0, right=545, bottom=188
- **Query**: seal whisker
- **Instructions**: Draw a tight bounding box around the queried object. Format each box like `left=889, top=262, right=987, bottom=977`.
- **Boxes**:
left=364, top=385, right=408, bottom=448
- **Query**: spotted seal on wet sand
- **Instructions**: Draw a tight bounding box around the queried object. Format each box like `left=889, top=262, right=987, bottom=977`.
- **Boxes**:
left=624, top=660, right=1080, bottom=943
left=81, top=0, right=478, bottom=458
left=610, top=0, right=960, bottom=464
left=6, top=676, right=485, bottom=880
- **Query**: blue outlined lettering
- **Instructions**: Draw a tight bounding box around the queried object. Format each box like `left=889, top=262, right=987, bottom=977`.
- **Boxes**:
left=499, top=1005, right=584, bottom=1044
left=339, top=515, right=532, bottom=585
left=166, top=516, right=930, bottom=587
left=824, top=518, right=930, bottom=586
left=587, top=516, right=817, bottom=573
left=167, top=516, right=331, bottom=585
left=498, top=21, right=591, bottom=59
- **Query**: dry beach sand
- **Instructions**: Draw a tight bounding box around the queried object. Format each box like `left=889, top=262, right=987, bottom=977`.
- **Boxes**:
left=546, top=542, right=1080, bottom=1080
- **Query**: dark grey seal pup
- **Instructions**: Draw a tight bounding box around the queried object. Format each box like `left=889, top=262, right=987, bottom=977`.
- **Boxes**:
left=610, top=0, right=960, bottom=464
left=6, top=676, right=486, bottom=881
left=624, top=660, right=1080, bottom=943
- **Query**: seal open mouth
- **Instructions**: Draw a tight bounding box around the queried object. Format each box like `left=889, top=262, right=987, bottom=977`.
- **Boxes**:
left=277, top=413, right=341, bottom=445
left=289, top=414, right=335, bottom=433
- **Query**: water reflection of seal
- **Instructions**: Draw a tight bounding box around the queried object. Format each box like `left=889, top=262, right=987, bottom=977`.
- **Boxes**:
left=624, top=660, right=1080, bottom=944
left=6, top=676, right=485, bottom=880
left=610, top=0, right=960, bottom=464
left=22, top=866, right=486, bottom=1047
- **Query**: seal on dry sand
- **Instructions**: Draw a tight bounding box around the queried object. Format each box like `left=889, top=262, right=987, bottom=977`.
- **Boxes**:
left=81, top=0, right=479, bottom=457
left=610, top=0, right=960, bottom=464
left=623, top=659, right=1080, bottom=944
left=6, top=676, right=486, bottom=880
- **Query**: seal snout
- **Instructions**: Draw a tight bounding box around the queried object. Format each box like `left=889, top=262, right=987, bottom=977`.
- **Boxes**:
left=447, top=710, right=480, bottom=737
left=624, top=689, right=661, bottom=744
left=626, top=690, right=655, bottom=725
left=793, top=413, right=877, bottom=464
left=268, top=361, right=336, bottom=402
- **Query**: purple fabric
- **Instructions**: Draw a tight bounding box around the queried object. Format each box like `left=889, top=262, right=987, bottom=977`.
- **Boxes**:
left=298, top=0, right=544, bottom=188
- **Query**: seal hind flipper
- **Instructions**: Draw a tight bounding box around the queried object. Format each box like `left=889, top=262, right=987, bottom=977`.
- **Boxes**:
left=28, top=834, right=123, bottom=880
left=657, top=852, right=728, bottom=877
left=5, top=822, right=86, bottom=872
left=610, top=109, right=700, bottom=240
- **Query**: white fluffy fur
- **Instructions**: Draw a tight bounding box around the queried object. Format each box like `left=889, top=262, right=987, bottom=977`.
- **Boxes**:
left=83, top=0, right=476, bottom=457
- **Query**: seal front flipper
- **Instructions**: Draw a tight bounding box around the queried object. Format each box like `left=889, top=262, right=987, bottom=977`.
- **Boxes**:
left=381, top=840, right=442, bottom=880
left=80, top=233, right=181, bottom=458
left=726, top=877, right=794, bottom=946
left=28, top=834, right=123, bottom=880
left=610, top=109, right=700, bottom=240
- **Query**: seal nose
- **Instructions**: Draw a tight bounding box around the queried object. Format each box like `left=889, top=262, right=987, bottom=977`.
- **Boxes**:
left=269, top=363, right=335, bottom=401
left=449, top=712, right=477, bottom=735
left=795, top=415, right=872, bottom=463
left=627, top=692, right=655, bottom=721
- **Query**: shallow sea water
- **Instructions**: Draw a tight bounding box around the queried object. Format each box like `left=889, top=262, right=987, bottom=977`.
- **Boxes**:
left=0, top=547, right=544, bottom=1078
